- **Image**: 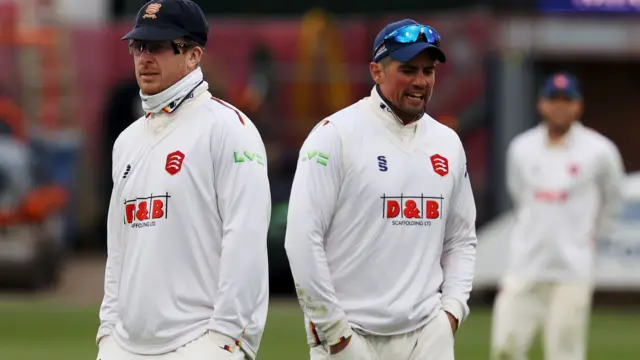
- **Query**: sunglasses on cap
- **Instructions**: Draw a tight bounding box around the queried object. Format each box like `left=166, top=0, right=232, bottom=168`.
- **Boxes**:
left=375, top=24, right=442, bottom=54
left=128, top=40, right=195, bottom=56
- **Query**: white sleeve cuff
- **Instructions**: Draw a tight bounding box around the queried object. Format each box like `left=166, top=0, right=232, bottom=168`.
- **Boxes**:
left=96, top=325, right=113, bottom=346
left=442, top=298, right=467, bottom=326
left=324, top=319, right=353, bottom=347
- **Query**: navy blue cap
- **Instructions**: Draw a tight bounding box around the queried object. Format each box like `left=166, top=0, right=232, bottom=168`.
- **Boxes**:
left=122, top=0, right=209, bottom=47
left=372, top=19, right=446, bottom=63
left=539, top=72, right=582, bottom=99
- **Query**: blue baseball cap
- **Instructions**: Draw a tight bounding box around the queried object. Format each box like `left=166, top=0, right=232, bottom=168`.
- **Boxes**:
left=539, top=72, right=582, bottom=100
left=372, top=19, right=446, bottom=64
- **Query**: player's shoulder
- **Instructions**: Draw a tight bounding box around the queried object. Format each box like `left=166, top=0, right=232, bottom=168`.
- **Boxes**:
left=423, top=114, right=463, bottom=145
left=577, top=124, right=618, bottom=153
left=301, top=100, right=367, bottom=146
left=201, top=96, right=253, bottom=128
left=302, top=118, right=342, bottom=151
left=508, top=126, right=541, bottom=153
left=319, top=98, right=370, bottom=130
left=200, top=96, right=263, bottom=141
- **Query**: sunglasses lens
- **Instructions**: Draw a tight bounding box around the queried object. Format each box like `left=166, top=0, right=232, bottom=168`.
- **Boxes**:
left=128, top=40, right=141, bottom=55
left=128, top=41, right=173, bottom=55
left=425, top=28, right=441, bottom=47
left=394, top=25, right=422, bottom=43
left=387, top=25, right=441, bottom=48
left=149, top=42, right=171, bottom=53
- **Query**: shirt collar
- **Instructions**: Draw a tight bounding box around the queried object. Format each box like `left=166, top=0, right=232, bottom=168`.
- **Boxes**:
left=368, top=86, right=421, bottom=134
left=539, top=121, right=582, bottom=147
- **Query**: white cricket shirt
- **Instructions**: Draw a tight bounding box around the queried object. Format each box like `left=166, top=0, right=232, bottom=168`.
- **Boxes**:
left=285, top=87, right=477, bottom=346
left=506, top=122, right=624, bottom=281
left=97, top=84, right=271, bottom=359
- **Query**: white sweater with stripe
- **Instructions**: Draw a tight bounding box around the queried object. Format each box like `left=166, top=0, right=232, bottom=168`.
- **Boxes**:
left=97, top=85, right=270, bottom=359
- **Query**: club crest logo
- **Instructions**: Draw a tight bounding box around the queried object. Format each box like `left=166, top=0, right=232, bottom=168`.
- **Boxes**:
left=568, top=163, right=579, bottom=176
left=142, top=3, right=162, bottom=19
left=430, top=154, right=449, bottom=177
left=165, top=151, right=185, bottom=175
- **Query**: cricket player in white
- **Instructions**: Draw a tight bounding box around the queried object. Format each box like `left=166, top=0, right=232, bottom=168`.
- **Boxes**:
left=96, top=1, right=270, bottom=359
left=491, top=73, right=624, bottom=360
left=285, top=19, right=477, bottom=360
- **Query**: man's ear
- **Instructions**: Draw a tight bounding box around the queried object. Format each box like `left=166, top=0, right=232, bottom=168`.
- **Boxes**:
left=189, top=46, right=204, bottom=69
left=537, top=98, right=547, bottom=118
left=369, top=62, right=385, bottom=85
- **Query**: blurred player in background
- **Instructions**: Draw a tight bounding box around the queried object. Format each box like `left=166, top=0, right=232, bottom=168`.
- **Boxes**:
left=491, top=73, right=624, bottom=360
left=96, top=1, right=271, bottom=359
left=285, top=19, right=477, bottom=360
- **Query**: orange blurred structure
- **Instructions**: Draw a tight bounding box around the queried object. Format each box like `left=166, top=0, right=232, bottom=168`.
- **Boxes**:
left=0, top=185, right=67, bottom=226
left=0, top=1, right=63, bottom=131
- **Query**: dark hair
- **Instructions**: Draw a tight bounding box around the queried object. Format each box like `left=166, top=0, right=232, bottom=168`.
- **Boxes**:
left=179, top=36, right=200, bottom=46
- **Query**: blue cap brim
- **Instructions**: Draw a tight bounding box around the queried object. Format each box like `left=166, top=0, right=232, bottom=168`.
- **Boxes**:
left=540, top=88, right=581, bottom=99
left=122, top=25, right=189, bottom=42
left=389, top=42, right=446, bottom=63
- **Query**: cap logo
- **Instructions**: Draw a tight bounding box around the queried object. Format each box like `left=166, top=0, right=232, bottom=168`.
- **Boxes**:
left=374, top=44, right=387, bottom=59
left=553, top=74, right=568, bottom=89
left=142, top=3, right=162, bottom=19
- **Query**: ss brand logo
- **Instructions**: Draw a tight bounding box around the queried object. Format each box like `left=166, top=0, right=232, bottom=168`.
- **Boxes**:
left=377, top=156, right=388, bottom=172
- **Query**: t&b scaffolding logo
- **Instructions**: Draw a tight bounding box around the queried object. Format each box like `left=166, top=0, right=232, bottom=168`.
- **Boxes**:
left=124, top=192, right=171, bottom=228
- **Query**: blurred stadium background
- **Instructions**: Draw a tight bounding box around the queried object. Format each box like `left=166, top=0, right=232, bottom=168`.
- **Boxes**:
left=0, top=0, right=639, bottom=358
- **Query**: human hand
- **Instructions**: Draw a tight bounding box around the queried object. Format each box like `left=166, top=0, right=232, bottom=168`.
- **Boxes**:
left=329, top=336, right=351, bottom=354
left=445, top=311, right=459, bottom=334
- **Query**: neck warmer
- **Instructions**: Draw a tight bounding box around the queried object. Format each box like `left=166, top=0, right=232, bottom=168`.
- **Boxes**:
left=140, top=67, right=207, bottom=114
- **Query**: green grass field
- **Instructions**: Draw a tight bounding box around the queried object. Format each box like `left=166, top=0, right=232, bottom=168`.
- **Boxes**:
left=0, top=300, right=637, bottom=359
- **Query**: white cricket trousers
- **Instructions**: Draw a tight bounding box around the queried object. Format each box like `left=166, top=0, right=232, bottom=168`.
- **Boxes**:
left=96, top=331, right=246, bottom=360
left=310, top=309, right=455, bottom=360
left=490, top=276, right=593, bottom=360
